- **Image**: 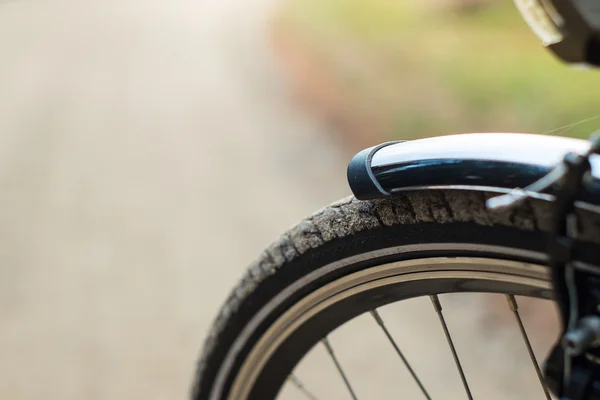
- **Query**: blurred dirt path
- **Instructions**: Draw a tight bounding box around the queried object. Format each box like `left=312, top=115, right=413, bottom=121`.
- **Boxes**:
left=0, top=1, right=559, bottom=399
left=0, top=0, right=348, bottom=399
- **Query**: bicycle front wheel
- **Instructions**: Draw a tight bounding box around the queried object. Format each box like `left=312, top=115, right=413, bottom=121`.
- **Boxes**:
left=193, top=188, right=600, bottom=400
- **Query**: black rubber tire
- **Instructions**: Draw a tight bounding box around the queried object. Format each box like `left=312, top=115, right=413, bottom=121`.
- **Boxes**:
left=191, top=189, right=600, bottom=400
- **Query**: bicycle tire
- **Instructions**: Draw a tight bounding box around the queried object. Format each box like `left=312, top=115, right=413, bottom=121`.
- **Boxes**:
left=192, top=188, right=600, bottom=400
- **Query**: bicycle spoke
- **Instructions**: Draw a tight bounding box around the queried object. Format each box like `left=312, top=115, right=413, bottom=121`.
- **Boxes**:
left=370, top=310, right=432, bottom=400
left=430, top=295, right=473, bottom=400
left=322, top=337, right=358, bottom=400
left=506, top=295, right=552, bottom=400
left=288, top=374, right=319, bottom=400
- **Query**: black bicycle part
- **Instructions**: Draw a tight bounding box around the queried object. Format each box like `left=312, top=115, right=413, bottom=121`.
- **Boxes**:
left=516, top=0, right=600, bottom=66
left=550, top=0, right=600, bottom=65
left=541, top=134, right=600, bottom=400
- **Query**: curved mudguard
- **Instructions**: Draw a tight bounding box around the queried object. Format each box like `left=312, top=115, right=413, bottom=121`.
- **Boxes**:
left=347, top=133, right=600, bottom=204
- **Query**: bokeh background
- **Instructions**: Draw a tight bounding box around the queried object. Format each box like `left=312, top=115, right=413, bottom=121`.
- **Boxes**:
left=274, top=0, right=600, bottom=150
left=0, top=0, right=572, bottom=399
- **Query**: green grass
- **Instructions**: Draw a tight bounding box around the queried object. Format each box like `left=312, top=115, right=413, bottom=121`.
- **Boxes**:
left=278, top=0, right=600, bottom=140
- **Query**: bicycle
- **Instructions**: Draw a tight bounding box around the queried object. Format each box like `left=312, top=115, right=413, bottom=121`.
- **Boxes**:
left=192, top=1, right=600, bottom=399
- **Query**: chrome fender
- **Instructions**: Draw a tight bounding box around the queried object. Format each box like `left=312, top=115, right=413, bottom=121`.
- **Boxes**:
left=347, top=133, right=600, bottom=204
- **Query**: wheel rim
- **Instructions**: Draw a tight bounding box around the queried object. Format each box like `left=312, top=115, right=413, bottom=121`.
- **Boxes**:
left=225, top=257, right=552, bottom=400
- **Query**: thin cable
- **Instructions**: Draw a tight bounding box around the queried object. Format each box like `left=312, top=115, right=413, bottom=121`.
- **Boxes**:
left=542, top=114, right=600, bottom=135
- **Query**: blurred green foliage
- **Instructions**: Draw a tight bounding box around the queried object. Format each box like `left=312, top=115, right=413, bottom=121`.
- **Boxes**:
left=279, top=0, right=600, bottom=140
